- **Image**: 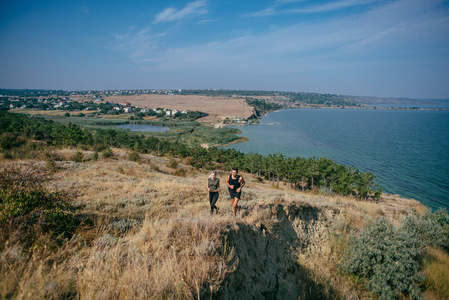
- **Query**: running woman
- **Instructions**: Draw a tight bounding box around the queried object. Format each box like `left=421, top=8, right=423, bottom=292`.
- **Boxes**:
left=207, top=170, right=220, bottom=214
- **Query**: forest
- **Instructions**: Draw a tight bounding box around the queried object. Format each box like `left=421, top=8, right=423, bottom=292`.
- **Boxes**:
left=0, top=111, right=381, bottom=200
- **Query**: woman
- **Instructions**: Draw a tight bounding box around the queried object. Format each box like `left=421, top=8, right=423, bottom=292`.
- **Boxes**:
left=226, top=167, right=245, bottom=216
left=207, top=170, right=220, bottom=214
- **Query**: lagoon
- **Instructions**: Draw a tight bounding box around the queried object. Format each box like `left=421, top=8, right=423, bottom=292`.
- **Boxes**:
left=226, top=108, right=449, bottom=210
left=117, top=124, right=169, bottom=132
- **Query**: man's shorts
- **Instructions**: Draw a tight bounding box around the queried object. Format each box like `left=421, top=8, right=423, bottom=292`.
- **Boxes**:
left=229, top=189, right=241, bottom=199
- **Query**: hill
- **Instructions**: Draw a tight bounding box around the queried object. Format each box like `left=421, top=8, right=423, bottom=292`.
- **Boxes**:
left=1, top=150, right=448, bottom=299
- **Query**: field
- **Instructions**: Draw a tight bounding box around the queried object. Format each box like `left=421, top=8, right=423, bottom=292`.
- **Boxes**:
left=104, top=94, right=255, bottom=123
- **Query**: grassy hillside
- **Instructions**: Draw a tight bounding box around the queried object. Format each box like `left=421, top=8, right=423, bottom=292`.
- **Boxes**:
left=1, top=149, right=448, bottom=299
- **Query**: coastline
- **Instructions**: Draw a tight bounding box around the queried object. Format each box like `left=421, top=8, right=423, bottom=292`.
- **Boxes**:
left=220, top=136, right=250, bottom=147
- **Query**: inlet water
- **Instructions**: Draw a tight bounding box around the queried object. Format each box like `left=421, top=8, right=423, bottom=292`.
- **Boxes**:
left=226, top=109, right=449, bottom=210
left=117, top=124, right=169, bottom=132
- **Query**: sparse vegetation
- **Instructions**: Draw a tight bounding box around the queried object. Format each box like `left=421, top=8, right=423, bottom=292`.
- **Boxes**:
left=0, top=163, right=78, bottom=243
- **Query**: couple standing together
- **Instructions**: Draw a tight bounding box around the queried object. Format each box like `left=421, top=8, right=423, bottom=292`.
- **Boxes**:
left=207, top=167, right=245, bottom=216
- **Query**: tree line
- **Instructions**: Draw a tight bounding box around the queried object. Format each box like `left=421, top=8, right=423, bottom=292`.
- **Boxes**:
left=0, top=111, right=381, bottom=199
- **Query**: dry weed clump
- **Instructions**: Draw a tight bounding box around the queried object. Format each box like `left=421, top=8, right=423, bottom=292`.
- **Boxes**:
left=75, top=215, right=235, bottom=299
left=423, top=248, right=449, bottom=299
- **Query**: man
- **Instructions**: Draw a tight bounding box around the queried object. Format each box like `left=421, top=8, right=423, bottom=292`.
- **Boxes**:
left=226, top=167, right=245, bottom=216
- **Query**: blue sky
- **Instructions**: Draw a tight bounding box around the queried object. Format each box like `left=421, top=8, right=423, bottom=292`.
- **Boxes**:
left=1, top=0, right=448, bottom=99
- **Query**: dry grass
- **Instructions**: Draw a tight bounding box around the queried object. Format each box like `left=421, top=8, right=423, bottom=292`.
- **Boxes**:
left=423, top=248, right=449, bottom=300
left=0, top=149, right=431, bottom=299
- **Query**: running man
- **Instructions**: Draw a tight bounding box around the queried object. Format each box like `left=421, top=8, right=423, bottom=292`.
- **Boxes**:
left=226, top=167, right=245, bottom=216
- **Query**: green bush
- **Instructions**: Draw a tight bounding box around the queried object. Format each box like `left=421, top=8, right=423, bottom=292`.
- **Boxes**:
left=102, top=148, right=113, bottom=158
left=71, top=151, right=84, bottom=163
left=91, top=151, right=99, bottom=161
left=128, top=151, right=140, bottom=162
left=0, top=164, right=78, bottom=241
left=342, top=217, right=424, bottom=299
left=173, top=168, right=186, bottom=177
left=168, top=159, right=178, bottom=168
left=400, top=209, right=449, bottom=251
left=0, top=132, right=26, bottom=151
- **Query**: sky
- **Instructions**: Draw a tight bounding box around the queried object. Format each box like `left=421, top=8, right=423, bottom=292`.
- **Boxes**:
left=1, top=0, right=448, bottom=99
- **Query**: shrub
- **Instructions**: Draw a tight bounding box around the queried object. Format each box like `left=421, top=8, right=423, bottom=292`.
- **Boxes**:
left=91, top=151, right=99, bottom=161
left=0, top=164, right=78, bottom=241
left=342, top=217, right=424, bottom=299
left=92, top=143, right=107, bottom=152
left=128, top=151, right=140, bottom=162
left=102, top=148, right=113, bottom=158
left=168, top=159, right=178, bottom=168
left=64, top=112, right=70, bottom=117
left=71, top=151, right=84, bottom=163
left=0, top=132, right=26, bottom=151
left=400, top=209, right=449, bottom=251
left=173, top=168, right=186, bottom=177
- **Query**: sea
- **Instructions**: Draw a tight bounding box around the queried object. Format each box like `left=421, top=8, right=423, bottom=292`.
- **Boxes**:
left=225, top=108, right=449, bottom=210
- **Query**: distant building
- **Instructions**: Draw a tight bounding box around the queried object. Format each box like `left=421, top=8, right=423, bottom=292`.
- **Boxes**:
left=124, top=107, right=132, bottom=113
left=121, top=102, right=131, bottom=106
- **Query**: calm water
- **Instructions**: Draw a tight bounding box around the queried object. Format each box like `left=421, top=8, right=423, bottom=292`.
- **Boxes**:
left=226, top=109, right=449, bottom=210
left=117, top=124, right=169, bottom=132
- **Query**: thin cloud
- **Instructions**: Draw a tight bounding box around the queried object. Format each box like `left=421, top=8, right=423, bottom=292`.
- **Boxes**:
left=153, top=0, right=208, bottom=23
left=288, top=0, right=380, bottom=13
left=246, top=0, right=380, bottom=17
